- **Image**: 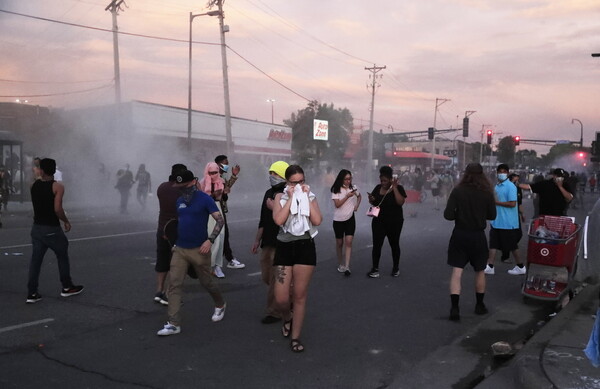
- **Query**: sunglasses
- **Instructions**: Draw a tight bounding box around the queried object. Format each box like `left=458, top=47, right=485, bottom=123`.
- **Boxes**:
left=289, top=180, right=305, bottom=185
left=208, top=171, right=219, bottom=175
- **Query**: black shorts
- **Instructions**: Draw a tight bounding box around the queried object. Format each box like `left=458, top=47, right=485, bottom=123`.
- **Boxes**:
left=273, top=238, right=317, bottom=267
left=447, top=229, right=488, bottom=271
left=432, top=188, right=440, bottom=197
left=155, top=231, right=173, bottom=273
left=333, top=214, right=356, bottom=239
left=489, top=227, right=520, bottom=252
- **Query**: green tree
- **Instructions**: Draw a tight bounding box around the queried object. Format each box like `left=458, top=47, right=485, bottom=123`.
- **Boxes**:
left=284, top=101, right=353, bottom=168
left=515, top=149, right=539, bottom=169
left=496, top=136, right=516, bottom=166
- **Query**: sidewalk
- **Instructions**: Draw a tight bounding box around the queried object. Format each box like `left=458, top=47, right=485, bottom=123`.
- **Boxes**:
left=478, top=282, right=600, bottom=389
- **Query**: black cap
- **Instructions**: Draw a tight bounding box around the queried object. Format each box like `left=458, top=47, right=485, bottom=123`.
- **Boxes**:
left=552, top=168, right=566, bottom=177
left=169, top=163, right=187, bottom=181
left=174, top=170, right=195, bottom=184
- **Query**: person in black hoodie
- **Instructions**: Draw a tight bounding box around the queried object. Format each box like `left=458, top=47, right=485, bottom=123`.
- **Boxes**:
left=251, top=161, right=289, bottom=324
left=444, top=163, right=496, bottom=321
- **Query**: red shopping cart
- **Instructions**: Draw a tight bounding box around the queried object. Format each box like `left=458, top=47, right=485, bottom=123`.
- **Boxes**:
left=522, top=215, right=581, bottom=301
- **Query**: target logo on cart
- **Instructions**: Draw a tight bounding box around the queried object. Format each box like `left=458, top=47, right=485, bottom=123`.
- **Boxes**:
left=540, top=248, right=550, bottom=257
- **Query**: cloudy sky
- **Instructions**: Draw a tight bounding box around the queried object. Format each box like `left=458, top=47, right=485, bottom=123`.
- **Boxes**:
left=1, top=0, right=599, bottom=151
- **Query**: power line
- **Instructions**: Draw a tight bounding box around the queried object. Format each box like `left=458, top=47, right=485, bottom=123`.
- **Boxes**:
left=0, top=83, right=114, bottom=98
left=0, top=78, right=113, bottom=84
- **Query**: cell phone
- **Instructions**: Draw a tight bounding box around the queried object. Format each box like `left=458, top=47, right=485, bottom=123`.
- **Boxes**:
left=351, top=185, right=357, bottom=192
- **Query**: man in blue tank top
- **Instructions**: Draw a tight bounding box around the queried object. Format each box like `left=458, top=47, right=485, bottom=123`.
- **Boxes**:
left=26, top=158, right=83, bottom=304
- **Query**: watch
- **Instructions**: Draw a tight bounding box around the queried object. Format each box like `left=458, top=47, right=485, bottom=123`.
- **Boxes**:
left=208, top=237, right=215, bottom=244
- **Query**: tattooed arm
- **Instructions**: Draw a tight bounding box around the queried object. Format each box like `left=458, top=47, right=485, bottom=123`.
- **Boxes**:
left=199, top=211, right=225, bottom=254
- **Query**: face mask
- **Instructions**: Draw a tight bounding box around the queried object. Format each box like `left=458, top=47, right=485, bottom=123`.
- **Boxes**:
left=497, top=173, right=508, bottom=181
left=269, top=175, right=285, bottom=187
left=220, top=164, right=229, bottom=173
left=180, top=185, right=196, bottom=203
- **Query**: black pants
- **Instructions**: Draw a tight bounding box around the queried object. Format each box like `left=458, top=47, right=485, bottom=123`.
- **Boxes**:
left=371, top=218, right=404, bottom=270
left=222, top=210, right=233, bottom=261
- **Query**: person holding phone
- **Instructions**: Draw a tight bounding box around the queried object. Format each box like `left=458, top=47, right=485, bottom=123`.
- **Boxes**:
left=366, top=166, right=407, bottom=278
left=518, top=168, right=573, bottom=216
left=330, top=169, right=361, bottom=276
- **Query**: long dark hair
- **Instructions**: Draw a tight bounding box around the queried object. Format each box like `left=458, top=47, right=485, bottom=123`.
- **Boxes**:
left=285, top=164, right=304, bottom=180
left=458, top=163, right=493, bottom=195
left=331, top=169, right=352, bottom=194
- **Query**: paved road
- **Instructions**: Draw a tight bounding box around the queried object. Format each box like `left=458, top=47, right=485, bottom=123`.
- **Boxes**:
left=0, top=189, right=594, bottom=388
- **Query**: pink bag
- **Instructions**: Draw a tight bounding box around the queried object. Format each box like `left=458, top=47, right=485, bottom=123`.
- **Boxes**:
left=366, top=206, right=380, bottom=217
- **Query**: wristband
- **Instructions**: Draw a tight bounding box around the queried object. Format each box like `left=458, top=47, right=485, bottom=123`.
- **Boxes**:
left=208, top=237, right=215, bottom=244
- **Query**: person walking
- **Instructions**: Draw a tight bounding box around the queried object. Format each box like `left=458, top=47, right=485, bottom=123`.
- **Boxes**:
left=26, top=158, right=84, bottom=303
left=250, top=161, right=289, bottom=324
left=273, top=165, right=322, bottom=352
left=115, top=165, right=134, bottom=214
left=156, top=169, right=226, bottom=336
left=444, top=163, right=496, bottom=321
left=366, top=166, right=407, bottom=278
left=135, top=163, right=152, bottom=210
left=330, top=169, right=361, bottom=276
left=483, top=164, right=526, bottom=276
left=519, top=168, right=573, bottom=216
left=153, top=163, right=187, bottom=305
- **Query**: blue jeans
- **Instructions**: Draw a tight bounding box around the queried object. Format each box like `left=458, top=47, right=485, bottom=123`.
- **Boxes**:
left=28, top=224, right=73, bottom=294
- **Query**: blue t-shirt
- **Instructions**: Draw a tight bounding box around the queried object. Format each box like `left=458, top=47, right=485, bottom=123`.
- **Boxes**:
left=491, top=179, right=519, bottom=230
left=176, top=190, right=219, bottom=249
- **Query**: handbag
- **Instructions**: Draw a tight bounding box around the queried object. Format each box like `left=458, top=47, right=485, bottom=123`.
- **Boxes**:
left=366, top=187, right=391, bottom=217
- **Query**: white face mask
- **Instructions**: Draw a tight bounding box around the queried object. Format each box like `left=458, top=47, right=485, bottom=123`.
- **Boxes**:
left=497, top=173, right=508, bottom=181
left=220, top=164, right=229, bottom=173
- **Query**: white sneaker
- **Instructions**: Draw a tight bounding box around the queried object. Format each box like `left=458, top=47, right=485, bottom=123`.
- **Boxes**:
left=212, top=303, right=226, bottom=322
left=484, top=265, right=495, bottom=275
left=213, top=266, right=225, bottom=278
left=337, top=265, right=346, bottom=273
left=508, top=265, right=526, bottom=275
left=227, top=258, right=245, bottom=269
left=157, top=322, right=181, bottom=336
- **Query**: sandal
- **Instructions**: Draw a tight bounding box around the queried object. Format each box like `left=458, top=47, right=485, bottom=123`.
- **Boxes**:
left=281, top=319, right=292, bottom=338
left=291, top=338, right=304, bottom=353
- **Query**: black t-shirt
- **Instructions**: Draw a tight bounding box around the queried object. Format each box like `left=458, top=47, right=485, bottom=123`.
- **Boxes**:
left=444, top=185, right=496, bottom=231
left=530, top=179, right=572, bottom=216
left=258, top=183, right=286, bottom=247
left=370, top=184, right=407, bottom=221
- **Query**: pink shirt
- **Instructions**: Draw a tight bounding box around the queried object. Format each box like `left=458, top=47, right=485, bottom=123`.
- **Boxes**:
left=332, top=186, right=359, bottom=222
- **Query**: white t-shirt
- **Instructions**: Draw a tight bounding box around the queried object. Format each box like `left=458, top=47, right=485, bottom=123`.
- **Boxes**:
left=331, top=186, right=359, bottom=222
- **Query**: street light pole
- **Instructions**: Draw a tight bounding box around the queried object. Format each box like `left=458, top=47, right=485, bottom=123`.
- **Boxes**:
left=430, top=98, right=450, bottom=170
left=214, top=0, right=233, bottom=158
left=187, top=10, right=221, bottom=152
left=572, top=118, right=583, bottom=148
left=267, top=99, right=275, bottom=124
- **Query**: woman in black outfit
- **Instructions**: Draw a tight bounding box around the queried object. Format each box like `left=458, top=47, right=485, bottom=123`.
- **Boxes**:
left=367, top=166, right=407, bottom=278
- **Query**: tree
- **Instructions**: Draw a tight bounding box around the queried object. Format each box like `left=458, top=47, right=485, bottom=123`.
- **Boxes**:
left=496, top=136, right=516, bottom=167
left=284, top=101, right=353, bottom=168
left=515, top=149, right=539, bottom=169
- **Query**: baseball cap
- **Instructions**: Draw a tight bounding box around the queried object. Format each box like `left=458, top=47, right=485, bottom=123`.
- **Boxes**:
left=552, top=168, right=566, bottom=177
left=169, top=163, right=187, bottom=181
left=269, top=161, right=289, bottom=178
left=174, top=170, right=195, bottom=184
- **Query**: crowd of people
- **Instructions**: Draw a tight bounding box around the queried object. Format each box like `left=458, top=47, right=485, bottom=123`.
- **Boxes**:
left=21, top=151, right=582, bottom=352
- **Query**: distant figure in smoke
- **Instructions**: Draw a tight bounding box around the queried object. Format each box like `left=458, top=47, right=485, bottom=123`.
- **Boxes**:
left=135, top=164, right=152, bottom=210
left=214, top=155, right=245, bottom=271
left=26, top=158, right=84, bottom=304
left=115, top=164, right=134, bottom=214
left=0, top=166, right=9, bottom=227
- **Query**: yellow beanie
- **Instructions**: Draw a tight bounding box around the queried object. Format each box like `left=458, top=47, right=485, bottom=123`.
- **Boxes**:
left=269, top=161, right=289, bottom=179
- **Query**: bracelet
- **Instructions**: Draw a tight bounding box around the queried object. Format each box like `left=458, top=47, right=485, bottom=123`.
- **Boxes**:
left=208, top=237, right=215, bottom=244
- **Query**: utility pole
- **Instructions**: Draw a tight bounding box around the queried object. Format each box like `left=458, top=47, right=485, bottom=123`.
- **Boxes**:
left=208, top=0, right=233, bottom=157
left=430, top=98, right=450, bottom=170
left=105, top=0, right=126, bottom=104
left=479, top=124, right=492, bottom=164
left=463, top=110, right=476, bottom=170
left=364, top=64, right=386, bottom=188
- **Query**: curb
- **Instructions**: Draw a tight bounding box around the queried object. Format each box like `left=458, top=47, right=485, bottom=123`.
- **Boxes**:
left=512, top=282, right=600, bottom=389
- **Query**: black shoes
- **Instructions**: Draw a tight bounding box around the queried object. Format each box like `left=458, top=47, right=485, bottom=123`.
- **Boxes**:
left=61, top=285, right=84, bottom=297
left=26, top=293, right=42, bottom=304
left=475, top=303, right=489, bottom=315
left=449, top=307, right=460, bottom=321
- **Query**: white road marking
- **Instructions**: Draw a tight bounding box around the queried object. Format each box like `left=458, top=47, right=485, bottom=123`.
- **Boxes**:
left=247, top=272, right=262, bottom=277
left=0, top=230, right=155, bottom=250
left=0, top=318, right=55, bottom=334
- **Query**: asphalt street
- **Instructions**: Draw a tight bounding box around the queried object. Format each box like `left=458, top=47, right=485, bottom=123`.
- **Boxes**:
left=0, top=186, right=593, bottom=389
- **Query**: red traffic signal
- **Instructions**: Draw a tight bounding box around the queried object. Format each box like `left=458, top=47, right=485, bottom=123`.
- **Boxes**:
left=486, top=130, right=493, bottom=144
left=578, top=151, right=585, bottom=158
left=514, top=136, right=520, bottom=146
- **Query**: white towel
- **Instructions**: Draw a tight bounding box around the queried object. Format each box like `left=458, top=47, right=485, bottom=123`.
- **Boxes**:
left=281, top=185, right=317, bottom=237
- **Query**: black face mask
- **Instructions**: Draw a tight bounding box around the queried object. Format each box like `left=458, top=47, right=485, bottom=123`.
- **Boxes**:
left=180, top=185, right=196, bottom=204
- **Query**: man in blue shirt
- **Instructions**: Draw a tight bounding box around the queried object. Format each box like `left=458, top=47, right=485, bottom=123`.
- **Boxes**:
left=484, top=164, right=526, bottom=276
left=157, top=170, right=227, bottom=336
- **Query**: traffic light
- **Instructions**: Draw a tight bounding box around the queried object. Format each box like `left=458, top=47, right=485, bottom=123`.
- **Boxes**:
left=592, top=141, right=599, bottom=156
left=462, top=117, right=469, bottom=137
left=578, top=151, right=586, bottom=159
left=428, top=127, right=434, bottom=140
left=514, top=136, right=520, bottom=146
left=486, top=129, right=493, bottom=144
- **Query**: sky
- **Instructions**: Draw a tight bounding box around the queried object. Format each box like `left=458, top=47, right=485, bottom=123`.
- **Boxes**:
left=1, top=0, right=600, bottom=153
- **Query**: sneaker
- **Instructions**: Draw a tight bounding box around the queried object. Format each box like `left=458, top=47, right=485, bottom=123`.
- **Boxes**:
left=61, top=285, right=84, bottom=297
left=227, top=258, right=245, bottom=269
left=507, top=265, right=526, bottom=275
left=212, top=303, right=226, bottom=322
left=154, top=292, right=168, bottom=306
left=449, top=306, right=460, bottom=321
left=475, top=303, right=489, bottom=315
left=484, top=265, right=495, bottom=275
left=26, top=293, right=42, bottom=304
left=213, top=266, right=225, bottom=278
left=391, top=269, right=400, bottom=277
left=261, top=315, right=281, bottom=324
left=344, top=269, right=351, bottom=277
left=367, top=269, right=380, bottom=278
left=157, top=322, right=181, bottom=336
left=337, top=265, right=346, bottom=273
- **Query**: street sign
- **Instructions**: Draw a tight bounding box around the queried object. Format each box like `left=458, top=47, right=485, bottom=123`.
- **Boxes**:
left=555, top=140, right=571, bottom=145
left=313, top=119, right=329, bottom=141
left=443, top=149, right=457, bottom=157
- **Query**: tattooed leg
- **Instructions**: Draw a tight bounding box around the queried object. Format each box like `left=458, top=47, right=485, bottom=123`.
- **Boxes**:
left=276, top=266, right=287, bottom=284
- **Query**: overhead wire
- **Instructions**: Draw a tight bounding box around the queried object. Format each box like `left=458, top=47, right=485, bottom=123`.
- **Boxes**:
left=0, top=82, right=114, bottom=98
